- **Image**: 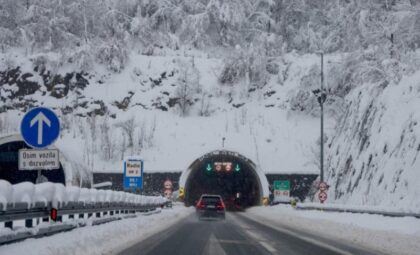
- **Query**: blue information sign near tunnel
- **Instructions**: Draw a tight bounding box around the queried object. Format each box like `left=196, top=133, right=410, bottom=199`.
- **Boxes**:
left=123, top=158, right=143, bottom=190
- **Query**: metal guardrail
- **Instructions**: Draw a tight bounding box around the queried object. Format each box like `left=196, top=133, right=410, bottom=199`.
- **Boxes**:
left=0, top=201, right=170, bottom=245
left=295, top=204, right=420, bottom=219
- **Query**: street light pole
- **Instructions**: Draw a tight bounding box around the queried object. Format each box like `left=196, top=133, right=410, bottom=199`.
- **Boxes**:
left=320, top=53, right=324, bottom=183
left=313, top=52, right=326, bottom=183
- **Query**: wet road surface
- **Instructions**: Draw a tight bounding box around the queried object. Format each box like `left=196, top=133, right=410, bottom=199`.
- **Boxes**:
left=118, top=212, right=382, bottom=255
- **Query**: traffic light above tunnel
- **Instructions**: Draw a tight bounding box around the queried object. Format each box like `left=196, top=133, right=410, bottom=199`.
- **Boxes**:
left=204, top=161, right=241, bottom=173
left=205, top=163, right=212, bottom=172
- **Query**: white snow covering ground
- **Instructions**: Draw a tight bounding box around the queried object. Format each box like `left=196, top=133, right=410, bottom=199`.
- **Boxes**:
left=0, top=204, right=193, bottom=255
left=247, top=204, right=420, bottom=255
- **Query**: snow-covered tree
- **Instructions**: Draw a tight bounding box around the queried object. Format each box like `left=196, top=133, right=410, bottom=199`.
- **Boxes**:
left=219, top=42, right=268, bottom=89
left=175, top=59, right=200, bottom=116
left=116, top=116, right=136, bottom=147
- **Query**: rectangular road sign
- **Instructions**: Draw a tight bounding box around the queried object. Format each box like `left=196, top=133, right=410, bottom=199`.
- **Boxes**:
left=18, top=149, right=60, bottom=170
left=123, top=158, right=143, bottom=189
left=273, top=180, right=290, bottom=202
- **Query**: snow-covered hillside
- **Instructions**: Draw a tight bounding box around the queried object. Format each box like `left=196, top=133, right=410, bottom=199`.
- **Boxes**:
left=326, top=68, right=420, bottom=209
left=0, top=50, right=324, bottom=176
left=1, top=0, right=420, bottom=210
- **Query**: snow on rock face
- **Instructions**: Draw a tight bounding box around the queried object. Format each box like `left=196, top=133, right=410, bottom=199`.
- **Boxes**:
left=326, top=70, right=420, bottom=209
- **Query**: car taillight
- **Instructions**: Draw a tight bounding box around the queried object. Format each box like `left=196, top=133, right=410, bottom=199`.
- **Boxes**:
left=216, top=201, right=225, bottom=210
left=196, top=200, right=205, bottom=209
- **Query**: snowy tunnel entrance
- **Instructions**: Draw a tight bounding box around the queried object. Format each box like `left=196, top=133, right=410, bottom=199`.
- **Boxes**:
left=179, top=150, right=269, bottom=210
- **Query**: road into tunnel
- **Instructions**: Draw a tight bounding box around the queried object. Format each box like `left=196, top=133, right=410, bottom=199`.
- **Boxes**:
left=182, top=150, right=267, bottom=210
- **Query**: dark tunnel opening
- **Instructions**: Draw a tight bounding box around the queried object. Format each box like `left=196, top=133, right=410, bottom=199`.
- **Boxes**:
left=0, top=141, right=65, bottom=185
left=185, top=152, right=261, bottom=210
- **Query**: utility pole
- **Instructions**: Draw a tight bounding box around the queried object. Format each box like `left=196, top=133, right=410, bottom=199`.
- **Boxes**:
left=222, top=137, right=226, bottom=148
left=320, top=53, right=324, bottom=183
left=313, top=52, right=326, bottom=183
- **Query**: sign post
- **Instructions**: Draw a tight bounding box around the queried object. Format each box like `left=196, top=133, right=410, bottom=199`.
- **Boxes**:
left=318, top=181, right=329, bottom=203
left=273, top=180, right=290, bottom=203
left=123, top=158, right=143, bottom=191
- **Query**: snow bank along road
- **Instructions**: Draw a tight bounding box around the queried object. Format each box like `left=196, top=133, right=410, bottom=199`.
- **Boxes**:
left=2, top=204, right=419, bottom=255
left=247, top=205, right=420, bottom=255
left=119, top=212, right=381, bottom=255
left=0, top=205, right=193, bottom=255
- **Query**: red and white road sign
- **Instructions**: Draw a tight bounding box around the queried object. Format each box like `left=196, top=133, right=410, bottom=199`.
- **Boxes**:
left=318, top=191, right=328, bottom=203
left=164, top=188, right=172, bottom=198
left=164, top=179, right=173, bottom=189
left=319, top=182, right=328, bottom=192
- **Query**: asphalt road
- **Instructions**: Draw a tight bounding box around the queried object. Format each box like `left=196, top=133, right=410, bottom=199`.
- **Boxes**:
left=118, top=212, right=382, bottom=255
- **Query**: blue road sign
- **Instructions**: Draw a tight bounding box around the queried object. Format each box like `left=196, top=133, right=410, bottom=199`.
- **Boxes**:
left=20, top=107, right=60, bottom=148
left=123, top=159, right=143, bottom=189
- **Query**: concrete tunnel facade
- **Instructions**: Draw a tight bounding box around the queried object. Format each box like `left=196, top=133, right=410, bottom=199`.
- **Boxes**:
left=178, top=150, right=269, bottom=208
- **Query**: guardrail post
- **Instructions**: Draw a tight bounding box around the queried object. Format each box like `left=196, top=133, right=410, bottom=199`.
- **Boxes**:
left=79, top=213, right=84, bottom=219
left=96, top=212, right=101, bottom=218
left=110, top=211, right=114, bottom=216
left=5, top=221, right=13, bottom=229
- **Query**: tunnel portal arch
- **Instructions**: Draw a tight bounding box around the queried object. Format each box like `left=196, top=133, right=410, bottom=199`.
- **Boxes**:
left=0, top=134, right=66, bottom=185
left=179, top=150, right=269, bottom=208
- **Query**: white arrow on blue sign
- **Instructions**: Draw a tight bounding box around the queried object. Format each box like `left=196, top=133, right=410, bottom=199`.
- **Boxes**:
left=20, top=107, right=60, bottom=148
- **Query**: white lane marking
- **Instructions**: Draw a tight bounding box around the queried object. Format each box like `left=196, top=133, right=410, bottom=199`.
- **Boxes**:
left=244, top=229, right=277, bottom=253
left=204, top=233, right=227, bottom=255
left=218, top=239, right=249, bottom=244
left=229, top=214, right=278, bottom=253
left=240, top=213, right=354, bottom=255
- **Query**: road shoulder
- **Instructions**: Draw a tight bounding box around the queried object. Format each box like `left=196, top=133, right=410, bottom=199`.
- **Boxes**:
left=244, top=205, right=420, bottom=255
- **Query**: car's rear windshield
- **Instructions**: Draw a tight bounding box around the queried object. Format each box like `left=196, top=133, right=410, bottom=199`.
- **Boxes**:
left=201, top=196, right=222, bottom=204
